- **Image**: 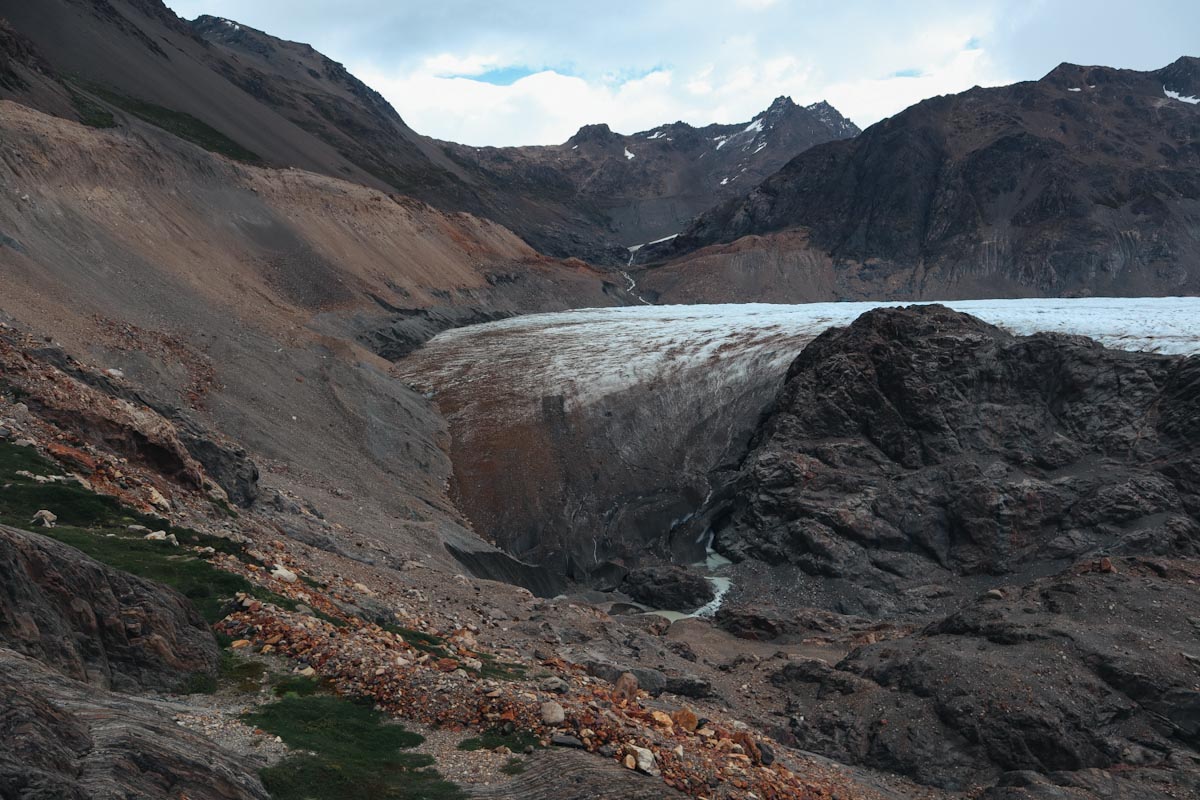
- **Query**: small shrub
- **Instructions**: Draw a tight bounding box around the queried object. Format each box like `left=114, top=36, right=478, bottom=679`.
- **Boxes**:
left=272, top=674, right=325, bottom=698
left=500, top=757, right=526, bottom=776
left=457, top=729, right=541, bottom=753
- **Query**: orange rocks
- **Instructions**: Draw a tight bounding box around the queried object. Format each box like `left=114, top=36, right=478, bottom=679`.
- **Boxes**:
left=45, top=442, right=98, bottom=472
left=671, top=707, right=699, bottom=732
left=731, top=731, right=762, bottom=765
left=650, top=710, right=674, bottom=729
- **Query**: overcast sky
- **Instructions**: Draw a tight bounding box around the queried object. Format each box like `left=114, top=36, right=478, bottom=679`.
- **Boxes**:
left=164, top=0, right=1199, bottom=147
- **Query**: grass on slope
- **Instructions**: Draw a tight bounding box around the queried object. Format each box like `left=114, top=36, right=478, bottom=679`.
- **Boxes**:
left=0, top=441, right=293, bottom=622
left=245, top=694, right=464, bottom=800
left=457, top=729, right=542, bottom=753
left=69, top=91, right=117, bottom=129
left=77, top=83, right=263, bottom=164
left=2, top=441, right=464, bottom=796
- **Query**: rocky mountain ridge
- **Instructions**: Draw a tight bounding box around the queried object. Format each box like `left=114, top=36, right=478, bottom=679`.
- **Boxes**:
left=0, top=0, right=856, bottom=264
left=442, top=95, right=859, bottom=257
left=642, top=56, right=1200, bottom=301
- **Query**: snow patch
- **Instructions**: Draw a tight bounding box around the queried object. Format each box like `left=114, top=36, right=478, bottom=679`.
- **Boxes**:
left=1164, top=85, right=1200, bottom=104
left=753, top=142, right=767, bottom=154
left=719, top=177, right=729, bottom=185
left=743, top=118, right=765, bottom=134
left=1067, top=87, right=1081, bottom=92
left=646, top=131, right=666, bottom=140
left=624, top=147, right=635, bottom=160
left=712, top=135, right=729, bottom=150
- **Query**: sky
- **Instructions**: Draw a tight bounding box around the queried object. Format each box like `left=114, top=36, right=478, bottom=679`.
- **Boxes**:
left=164, top=0, right=1200, bottom=147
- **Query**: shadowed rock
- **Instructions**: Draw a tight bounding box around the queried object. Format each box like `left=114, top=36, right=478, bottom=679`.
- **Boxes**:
left=708, top=304, right=1200, bottom=615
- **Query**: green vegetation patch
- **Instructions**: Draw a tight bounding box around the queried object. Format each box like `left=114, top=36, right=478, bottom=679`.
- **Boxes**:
left=456, top=729, right=541, bottom=753
left=0, top=441, right=295, bottom=623
left=475, top=652, right=527, bottom=681
left=177, top=650, right=269, bottom=695
left=244, top=695, right=463, bottom=800
left=69, top=91, right=117, bottom=129
left=383, top=625, right=453, bottom=658
left=79, top=83, right=263, bottom=164
left=272, top=674, right=325, bottom=698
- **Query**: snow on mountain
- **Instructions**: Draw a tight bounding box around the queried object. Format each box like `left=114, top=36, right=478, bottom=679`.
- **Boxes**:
left=1165, top=85, right=1200, bottom=103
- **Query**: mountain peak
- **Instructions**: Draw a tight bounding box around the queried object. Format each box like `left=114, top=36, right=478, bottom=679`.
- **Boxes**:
left=1158, top=55, right=1200, bottom=95
left=568, top=123, right=617, bottom=145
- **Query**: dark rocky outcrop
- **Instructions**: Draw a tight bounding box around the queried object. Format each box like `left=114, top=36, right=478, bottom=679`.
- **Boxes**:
left=169, top=415, right=260, bottom=507
left=775, top=558, right=1200, bottom=796
left=714, top=604, right=878, bottom=642
left=652, top=57, right=1200, bottom=299
left=707, top=305, right=1200, bottom=615
left=621, top=566, right=715, bottom=611
left=353, top=305, right=514, bottom=361
left=0, top=647, right=268, bottom=800
left=0, top=524, right=219, bottom=691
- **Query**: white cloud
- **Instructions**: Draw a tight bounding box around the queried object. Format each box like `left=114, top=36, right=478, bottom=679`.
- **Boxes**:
left=163, top=0, right=1198, bottom=146
left=422, top=53, right=501, bottom=77
left=355, top=31, right=1004, bottom=146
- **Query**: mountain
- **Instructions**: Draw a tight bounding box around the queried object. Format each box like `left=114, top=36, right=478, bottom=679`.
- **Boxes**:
left=641, top=57, right=1200, bottom=301
left=0, top=1, right=856, bottom=264
left=440, top=96, right=859, bottom=258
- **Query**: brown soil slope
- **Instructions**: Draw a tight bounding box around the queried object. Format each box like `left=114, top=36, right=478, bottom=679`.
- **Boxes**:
left=0, top=99, right=620, bottom=573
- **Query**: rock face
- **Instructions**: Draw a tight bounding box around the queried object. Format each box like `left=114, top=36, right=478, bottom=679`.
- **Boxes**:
left=0, top=524, right=219, bottom=691
left=775, top=558, right=1200, bottom=796
left=0, top=648, right=268, bottom=800
left=621, top=566, right=715, bottom=611
left=707, top=305, right=1200, bottom=614
left=650, top=57, right=1200, bottom=300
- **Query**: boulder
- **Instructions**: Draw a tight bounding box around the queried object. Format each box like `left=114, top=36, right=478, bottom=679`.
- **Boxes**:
left=540, top=701, right=565, bottom=726
left=621, top=566, right=714, bottom=611
left=627, top=745, right=659, bottom=776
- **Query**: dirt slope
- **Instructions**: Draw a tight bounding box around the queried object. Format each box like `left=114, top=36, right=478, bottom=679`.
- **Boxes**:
left=0, top=99, right=620, bottom=576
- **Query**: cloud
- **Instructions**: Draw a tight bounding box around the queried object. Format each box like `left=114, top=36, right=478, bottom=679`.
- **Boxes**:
left=163, top=0, right=1200, bottom=146
left=355, top=22, right=998, bottom=146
